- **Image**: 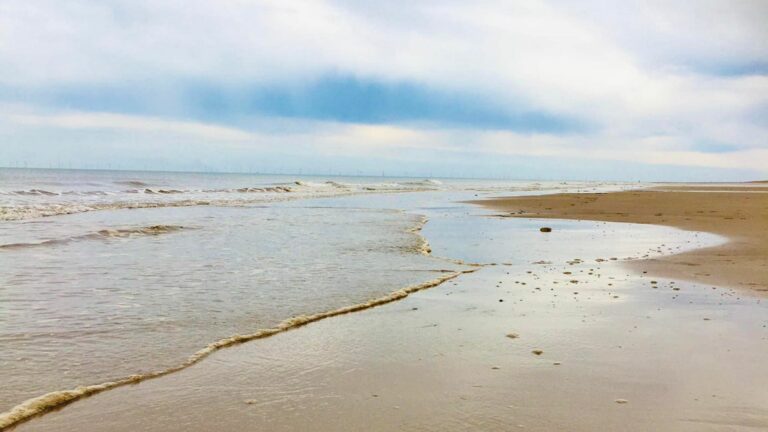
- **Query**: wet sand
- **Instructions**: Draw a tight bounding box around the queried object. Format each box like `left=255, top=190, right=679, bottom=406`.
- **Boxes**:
left=472, top=185, right=768, bottom=295
left=10, top=207, right=768, bottom=432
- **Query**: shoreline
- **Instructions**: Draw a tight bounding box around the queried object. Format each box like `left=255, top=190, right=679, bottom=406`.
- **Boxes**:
left=15, top=208, right=768, bottom=432
left=0, top=269, right=475, bottom=430
left=471, top=185, right=768, bottom=295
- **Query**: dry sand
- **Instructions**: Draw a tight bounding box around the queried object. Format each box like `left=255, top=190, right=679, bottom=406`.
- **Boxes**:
left=472, top=185, right=768, bottom=295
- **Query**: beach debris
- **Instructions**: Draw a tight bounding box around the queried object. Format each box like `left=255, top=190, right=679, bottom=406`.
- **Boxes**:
left=244, top=399, right=258, bottom=405
left=532, top=349, right=544, bottom=356
left=506, top=332, right=519, bottom=339
left=539, top=227, right=552, bottom=233
left=553, top=362, right=561, bottom=366
left=492, top=366, right=500, bottom=370
left=614, top=399, right=629, bottom=404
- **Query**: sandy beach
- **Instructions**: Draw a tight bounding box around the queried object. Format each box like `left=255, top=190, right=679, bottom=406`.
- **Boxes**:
left=3, top=2, right=766, bottom=430
left=7, top=187, right=768, bottom=432
left=473, top=184, right=768, bottom=295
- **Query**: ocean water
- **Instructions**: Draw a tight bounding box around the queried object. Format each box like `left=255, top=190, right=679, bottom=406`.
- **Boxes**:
left=0, top=168, right=634, bottom=416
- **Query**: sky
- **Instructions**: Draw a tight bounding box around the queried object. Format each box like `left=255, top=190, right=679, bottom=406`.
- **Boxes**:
left=0, top=0, right=766, bottom=181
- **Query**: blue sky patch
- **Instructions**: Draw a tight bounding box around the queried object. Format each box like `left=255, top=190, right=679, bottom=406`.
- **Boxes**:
left=4, top=76, right=590, bottom=134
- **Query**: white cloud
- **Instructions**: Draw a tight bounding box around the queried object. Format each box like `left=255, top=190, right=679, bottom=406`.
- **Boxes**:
left=9, top=111, right=256, bottom=142
left=0, top=0, right=765, bottom=177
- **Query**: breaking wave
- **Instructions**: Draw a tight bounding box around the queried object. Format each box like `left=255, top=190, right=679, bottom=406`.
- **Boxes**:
left=0, top=180, right=444, bottom=222
left=0, top=225, right=188, bottom=250
left=7, top=189, right=59, bottom=196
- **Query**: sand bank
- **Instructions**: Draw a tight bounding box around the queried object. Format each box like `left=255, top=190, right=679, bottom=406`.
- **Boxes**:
left=472, top=185, right=768, bottom=295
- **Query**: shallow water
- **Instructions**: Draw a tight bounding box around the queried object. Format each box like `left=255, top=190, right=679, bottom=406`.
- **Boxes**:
left=0, top=204, right=462, bottom=411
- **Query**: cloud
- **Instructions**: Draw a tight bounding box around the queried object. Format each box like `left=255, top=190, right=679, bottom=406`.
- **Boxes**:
left=553, top=0, right=768, bottom=76
left=0, top=0, right=765, bottom=179
left=8, top=111, right=255, bottom=141
left=2, top=106, right=765, bottom=175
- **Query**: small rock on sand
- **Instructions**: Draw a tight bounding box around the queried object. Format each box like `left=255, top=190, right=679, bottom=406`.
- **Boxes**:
left=539, top=227, right=552, bottom=233
left=532, top=349, right=544, bottom=356
left=506, top=332, right=520, bottom=339
left=615, top=399, right=628, bottom=404
left=244, top=399, right=258, bottom=405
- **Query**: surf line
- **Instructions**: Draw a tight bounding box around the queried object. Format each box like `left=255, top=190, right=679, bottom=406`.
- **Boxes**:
left=0, top=273, right=479, bottom=430
left=407, top=214, right=489, bottom=267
